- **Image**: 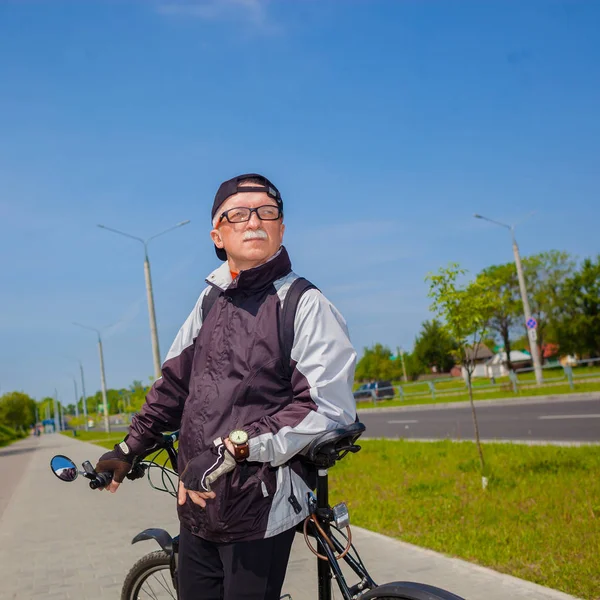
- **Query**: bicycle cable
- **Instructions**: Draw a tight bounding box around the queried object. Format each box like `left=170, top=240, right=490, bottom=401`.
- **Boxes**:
left=303, top=514, right=352, bottom=561
left=142, top=449, right=178, bottom=497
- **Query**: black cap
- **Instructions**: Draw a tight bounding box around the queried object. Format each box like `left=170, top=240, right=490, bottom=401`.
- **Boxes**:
left=211, top=173, right=283, bottom=261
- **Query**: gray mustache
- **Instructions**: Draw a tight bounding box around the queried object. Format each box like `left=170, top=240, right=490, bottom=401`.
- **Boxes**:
left=243, top=230, right=268, bottom=240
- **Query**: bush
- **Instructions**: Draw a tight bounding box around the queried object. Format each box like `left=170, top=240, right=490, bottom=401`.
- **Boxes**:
left=0, top=424, right=24, bottom=447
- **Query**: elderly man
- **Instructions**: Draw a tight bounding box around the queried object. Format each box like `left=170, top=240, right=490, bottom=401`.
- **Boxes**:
left=96, top=173, right=357, bottom=600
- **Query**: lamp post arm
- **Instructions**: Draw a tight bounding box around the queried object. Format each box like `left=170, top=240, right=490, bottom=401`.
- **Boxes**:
left=145, top=220, right=191, bottom=245
left=97, top=224, right=145, bottom=245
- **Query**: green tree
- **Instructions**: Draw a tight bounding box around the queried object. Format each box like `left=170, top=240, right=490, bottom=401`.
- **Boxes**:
left=427, top=264, right=497, bottom=483
left=355, top=344, right=401, bottom=381
left=37, top=397, right=55, bottom=421
left=555, top=255, right=600, bottom=358
left=523, top=250, right=575, bottom=354
left=413, top=319, right=457, bottom=373
left=128, top=379, right=151, bottom=413
left=401, top=351, right=426, bottom=381
left=0, top=391, right=36, bottom=430
left=478, top=263, right=521, bottom=371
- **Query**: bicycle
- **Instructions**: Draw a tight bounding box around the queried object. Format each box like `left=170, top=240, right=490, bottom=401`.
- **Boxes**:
left=50, top=422, right=465, bottom=600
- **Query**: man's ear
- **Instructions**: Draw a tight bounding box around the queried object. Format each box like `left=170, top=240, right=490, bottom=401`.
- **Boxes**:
left=210, top=229, right=224, bottom=249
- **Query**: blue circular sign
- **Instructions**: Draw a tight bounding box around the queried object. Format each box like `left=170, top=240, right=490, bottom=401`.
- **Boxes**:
left=526, top=318, right=537, bottom=329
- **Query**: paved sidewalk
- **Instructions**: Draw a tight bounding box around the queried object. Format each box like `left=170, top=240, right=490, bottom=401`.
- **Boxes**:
left=0, top=434, right=582, bottom=600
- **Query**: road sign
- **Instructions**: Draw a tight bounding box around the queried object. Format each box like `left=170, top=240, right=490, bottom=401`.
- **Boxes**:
left=526, top=317, right=537, bottom=330
left=528, top=328, right=537, bottom=342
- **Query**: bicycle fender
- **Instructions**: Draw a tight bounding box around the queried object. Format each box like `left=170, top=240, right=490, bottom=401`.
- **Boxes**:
left=360, top=581, right=465, bottom=600
left=131, top=528, right=174, bottom=556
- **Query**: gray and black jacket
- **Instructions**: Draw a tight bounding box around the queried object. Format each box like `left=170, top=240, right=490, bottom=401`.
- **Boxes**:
left=126, top=247, right=357, bottom=542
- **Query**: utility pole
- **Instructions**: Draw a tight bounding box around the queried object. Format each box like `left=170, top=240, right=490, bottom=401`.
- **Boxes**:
left=73, top=323, right=111, bottom=432
left=79, top=361, right=89, bottom=431
left=53, top=389, right=61, bottom=433
left=474, top=214, right=543, bottom=385
left=97, top=220, right=190, bottom=380
left=97, top=335, right=110, bottom=433
left=511, top=230, right=544, bottom=384
left=73, top=379, right=79, bottom=421
left=143, top=249, right=161, bottom=380
left=400, top=347, right=408, bottom=383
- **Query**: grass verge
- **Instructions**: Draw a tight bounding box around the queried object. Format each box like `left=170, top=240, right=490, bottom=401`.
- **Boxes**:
left=357, top=381, right=600, bottom=410
left=61, top=430, right=123, bottom=449
left=330, top=439, right=600, bottom=600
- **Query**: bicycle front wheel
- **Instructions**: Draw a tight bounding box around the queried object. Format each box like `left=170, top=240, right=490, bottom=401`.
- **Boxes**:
left=360, top=581, right=465, bottom=600
left=121, top=550, right=177, bottom=600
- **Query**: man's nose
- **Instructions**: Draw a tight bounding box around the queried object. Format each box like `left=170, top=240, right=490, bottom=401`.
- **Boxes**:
left=246, top=211, right=262, bottom=228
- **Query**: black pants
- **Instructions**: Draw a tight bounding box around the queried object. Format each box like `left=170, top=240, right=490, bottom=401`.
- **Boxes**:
left=177, top=526, right=296, bottom=600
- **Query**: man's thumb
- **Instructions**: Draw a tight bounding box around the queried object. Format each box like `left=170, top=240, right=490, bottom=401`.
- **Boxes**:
left=178, top=481, right=187, bottom=506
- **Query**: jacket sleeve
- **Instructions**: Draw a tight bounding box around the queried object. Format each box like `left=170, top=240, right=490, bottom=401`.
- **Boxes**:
left=125, top=287, right=209, bottom=455
left=245, top=289, right=357, bottom=467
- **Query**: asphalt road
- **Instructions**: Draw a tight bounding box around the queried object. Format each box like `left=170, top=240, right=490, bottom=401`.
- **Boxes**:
left=359, top=396, right=600, bottom=443
left=88, top=397, right=600, bottom=443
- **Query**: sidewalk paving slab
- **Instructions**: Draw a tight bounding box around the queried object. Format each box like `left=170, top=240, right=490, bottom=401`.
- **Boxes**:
left=0, top=434, right=583, bottom=600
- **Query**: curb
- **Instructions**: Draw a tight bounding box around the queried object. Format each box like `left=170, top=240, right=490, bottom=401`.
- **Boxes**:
left=357, top=391, right=599, bottom=414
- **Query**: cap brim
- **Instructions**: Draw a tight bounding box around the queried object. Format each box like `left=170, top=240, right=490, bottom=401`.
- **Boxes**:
left=215, top=245, right=227, bottom=261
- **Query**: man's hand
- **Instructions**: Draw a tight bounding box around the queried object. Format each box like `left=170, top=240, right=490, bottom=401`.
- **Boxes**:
left=179, top=442, right=237, bottom=495
left=178, top=481, right=216, bottom=507
left=177, top=440, right=238, bottom=507
left=95, top=441, right=134, bottom=493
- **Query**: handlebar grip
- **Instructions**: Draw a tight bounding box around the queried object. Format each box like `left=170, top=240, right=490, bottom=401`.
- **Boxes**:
left=89, top=472, right=113, bottom=490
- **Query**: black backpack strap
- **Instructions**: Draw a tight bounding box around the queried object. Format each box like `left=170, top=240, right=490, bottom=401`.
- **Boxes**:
left=201, top=286, right=221, bottom=323
left=279, top=277, right=318, bottom=379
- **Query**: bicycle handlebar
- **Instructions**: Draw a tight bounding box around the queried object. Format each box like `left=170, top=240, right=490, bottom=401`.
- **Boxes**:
left=88, top=430, right=180, bottom=490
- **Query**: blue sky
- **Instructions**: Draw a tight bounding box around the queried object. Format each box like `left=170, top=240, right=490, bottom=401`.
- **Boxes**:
left=1, top=0, right=598, bottom=403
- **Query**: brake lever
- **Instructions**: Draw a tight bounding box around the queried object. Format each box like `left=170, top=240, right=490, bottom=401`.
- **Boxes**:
left=126, top=462, right=148, bottom=481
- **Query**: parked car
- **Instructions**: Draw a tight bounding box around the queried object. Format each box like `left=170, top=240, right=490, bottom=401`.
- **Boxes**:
left=353, top=380, right=396, bottom=402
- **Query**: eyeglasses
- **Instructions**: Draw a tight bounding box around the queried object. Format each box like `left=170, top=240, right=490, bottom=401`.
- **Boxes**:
left=219, top=205, right=283, bottom=224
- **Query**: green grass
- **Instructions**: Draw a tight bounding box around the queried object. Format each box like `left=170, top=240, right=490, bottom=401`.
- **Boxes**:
left=62, top=430, right=175, bottom=467
left=357, top=381, right=600, bottom=409
left=61, top=430, right=124, bottom=449
left=329, top=439, right=600, bottom=600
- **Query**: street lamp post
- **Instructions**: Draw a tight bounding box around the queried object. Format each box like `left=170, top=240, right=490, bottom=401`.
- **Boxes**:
left=79, top=361, right=89, bottom=431
left=97, top=220, right=190, bottom=381
left=73, top=323, right=111, bottom=432
left=473, top=214, right=544, bottom=385
left=53, top=389, right=61, bottom=433
left=397, top=346, right=408, bottom=382
left=73, top=378, right=79, bottom=420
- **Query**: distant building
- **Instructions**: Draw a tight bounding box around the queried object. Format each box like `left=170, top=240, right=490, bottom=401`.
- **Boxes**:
left=486, top=350, right=533, bottom=378
left=453, top=344, right=494, bottom=379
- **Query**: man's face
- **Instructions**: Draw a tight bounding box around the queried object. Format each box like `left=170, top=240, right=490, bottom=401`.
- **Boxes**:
left=210, top=189, right=285, bottom=270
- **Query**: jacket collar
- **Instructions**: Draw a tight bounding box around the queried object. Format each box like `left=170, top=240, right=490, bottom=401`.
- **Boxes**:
left=205, top=246, right=292, bottom=293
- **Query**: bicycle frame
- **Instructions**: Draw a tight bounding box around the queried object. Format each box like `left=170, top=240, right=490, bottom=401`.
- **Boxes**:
left=312, top=468, right=377, bottom=600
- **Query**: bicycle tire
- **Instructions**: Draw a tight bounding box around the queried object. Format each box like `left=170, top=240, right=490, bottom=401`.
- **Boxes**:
left=360, top=581, right=465, bottom=600
left=121, top=550, right=177, bottom=600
